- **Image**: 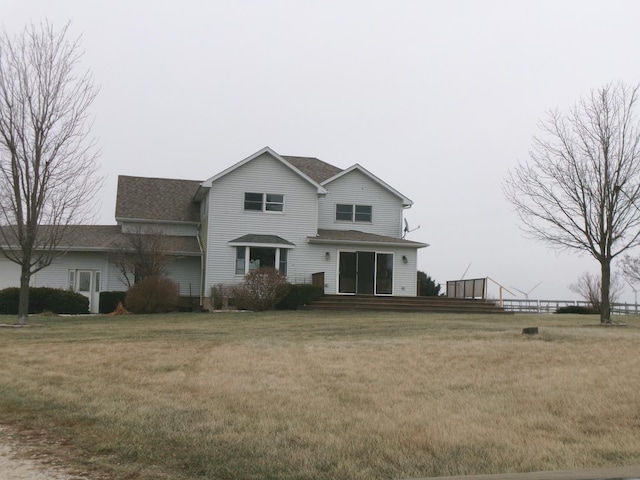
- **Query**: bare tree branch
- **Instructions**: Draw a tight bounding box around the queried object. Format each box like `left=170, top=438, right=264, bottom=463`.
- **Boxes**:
left=0, top=22, right=103, bottom=324
left=504, top=82, right=640, bottom=323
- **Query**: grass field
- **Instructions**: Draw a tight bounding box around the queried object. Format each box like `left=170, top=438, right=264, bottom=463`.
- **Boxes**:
left=1, top=311, right=639, bottom=480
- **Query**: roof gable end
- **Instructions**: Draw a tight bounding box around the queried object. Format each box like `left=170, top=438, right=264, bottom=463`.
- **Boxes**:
left=199, top=147, right=328, bottom=195
left=321, top=164, right=413, bottom=207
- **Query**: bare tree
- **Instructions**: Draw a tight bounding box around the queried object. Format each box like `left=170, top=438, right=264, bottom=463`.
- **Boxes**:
left=621, top=253, right=640, bottom=285
left=504, top=82, right=640, bottom=323
left=110, top=226, right=178, bottom=289
left=0, top=22, right=102, bottom=325
left=569, top=271, right=622, bottom=312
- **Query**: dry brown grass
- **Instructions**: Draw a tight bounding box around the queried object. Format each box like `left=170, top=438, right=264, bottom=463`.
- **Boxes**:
left=0, top=311, right=639, bottom=479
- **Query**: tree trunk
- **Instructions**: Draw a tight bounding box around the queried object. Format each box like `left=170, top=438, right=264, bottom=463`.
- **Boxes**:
left=17, top=263, right=30, bottom=326
left=600, top=260, right=611, bottom=324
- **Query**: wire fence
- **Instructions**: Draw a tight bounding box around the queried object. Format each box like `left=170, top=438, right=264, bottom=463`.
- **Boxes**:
left=500, top=299, right=640, bottom=315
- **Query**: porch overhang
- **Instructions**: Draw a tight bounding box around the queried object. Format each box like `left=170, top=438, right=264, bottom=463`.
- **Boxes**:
left=308, top=229, right=428, bottom=249
left=229, top=234, right=296, bottom=249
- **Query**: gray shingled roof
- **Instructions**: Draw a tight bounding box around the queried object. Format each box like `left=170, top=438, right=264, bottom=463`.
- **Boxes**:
left=309, top=229, right=427, bottom=247
left=230, top=234, right=294, bottom=245
left=0, top=225, right=201, bottom=254
left=282, top=156, right=342, bottom=183
left=115, top=176, right=202, bottom=223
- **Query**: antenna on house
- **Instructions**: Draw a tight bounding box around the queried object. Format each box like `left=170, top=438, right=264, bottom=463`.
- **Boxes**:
left=403, top=218, right=421, bottom=238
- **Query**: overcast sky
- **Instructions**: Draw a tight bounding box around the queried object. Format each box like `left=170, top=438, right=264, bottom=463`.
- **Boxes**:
left=6, top=1, right=640, bottom=302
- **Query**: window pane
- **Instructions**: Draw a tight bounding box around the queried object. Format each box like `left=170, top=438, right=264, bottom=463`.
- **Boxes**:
left=265, top=194, right=284, bottom=212
left=376, top=253, right=393, bottom=294
left=68, top=271, right=75, bottom=291
left=95, top=271, right=101, bottom=292
left=78, top=271, right=91, bottom=292
left=336, top=204, right=353, bottom=221
left=249, top=247, right=276, bottom=270
left=236, top=247, right=246, bottom=274
left=244, top=192, right=263, bottom=211
left=279, top=248, right=288, bottom=275
left=355, top=205, right=372, bottom=222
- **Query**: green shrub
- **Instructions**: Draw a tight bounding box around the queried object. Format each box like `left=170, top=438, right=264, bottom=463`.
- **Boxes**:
left=124, top=276, right=180, bottom=314
left=555, top=305, right=599, bottom=314
left=0, top=287, right=89, bottom=315
left=99, top=291, right=127, bottom=314
left=277, top=284, right=323, bottom=310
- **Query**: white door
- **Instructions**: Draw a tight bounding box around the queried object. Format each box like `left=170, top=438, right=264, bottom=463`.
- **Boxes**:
left=75, top=270, right=100, bottom=313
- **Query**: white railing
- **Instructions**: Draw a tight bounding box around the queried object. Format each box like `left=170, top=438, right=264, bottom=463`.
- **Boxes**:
left=501, top=299, right=640, bottom=315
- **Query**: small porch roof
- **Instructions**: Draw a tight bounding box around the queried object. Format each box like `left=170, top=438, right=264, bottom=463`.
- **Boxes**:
left=308, top=229, right=428, bottom=248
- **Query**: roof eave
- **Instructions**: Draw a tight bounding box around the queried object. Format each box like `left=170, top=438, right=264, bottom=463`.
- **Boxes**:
left=307, top=237, right=428, bottom=249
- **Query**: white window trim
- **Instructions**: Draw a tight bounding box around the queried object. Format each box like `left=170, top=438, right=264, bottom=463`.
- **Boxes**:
left=244, top=192, right=285, bottom=214
left=335, top=203, right=373, bottom=223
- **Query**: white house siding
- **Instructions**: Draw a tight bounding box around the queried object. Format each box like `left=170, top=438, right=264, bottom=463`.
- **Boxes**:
left=203, top=152, right=320, bottom=294
left=165, top=256, right=202, bottom=297
left=0, top=257, right=21, bottom=289
left=120, top=221, right=198, bottom=237
left=318, top=169, right=405, bottom=237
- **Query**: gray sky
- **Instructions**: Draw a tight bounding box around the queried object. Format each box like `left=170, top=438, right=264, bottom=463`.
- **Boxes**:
left=6, top=0, right=640, bottom=302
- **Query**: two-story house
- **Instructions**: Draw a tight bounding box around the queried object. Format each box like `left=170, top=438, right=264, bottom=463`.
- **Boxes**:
left=0, top=147, right=427, bottom=312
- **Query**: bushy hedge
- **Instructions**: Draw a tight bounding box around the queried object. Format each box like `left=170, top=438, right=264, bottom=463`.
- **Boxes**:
left=124, top=276, right=180, bottom=314
left=0, top=287, right=89, bottom=315
left=99, top=291, right=127, bottom=314
left=556, top=305, right=599, bottom=314
left=277, top=284, right=323, bottom=310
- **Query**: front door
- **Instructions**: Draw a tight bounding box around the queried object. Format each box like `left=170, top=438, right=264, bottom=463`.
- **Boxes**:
left=74, top=270, right=100, bottom=313
left=338, top=251, right=376, bottom=294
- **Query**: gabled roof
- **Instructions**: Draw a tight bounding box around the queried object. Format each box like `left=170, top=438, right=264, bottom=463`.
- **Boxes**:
left=196, top=147, right=328, bottom=198
left=309, top=229, right=428, bottom=248
left=116, top=176, right=202, bottom=223
left=281, top=155, right=343, bottom=183
left=321, top=164, right=414, bottom=207
left=0, top=225, right=201, bottom=255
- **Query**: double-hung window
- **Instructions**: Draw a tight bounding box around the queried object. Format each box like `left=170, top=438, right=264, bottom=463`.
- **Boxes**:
left=244, top=193, right=284, bottom=212
left=335, top=204, right=372, bottom=223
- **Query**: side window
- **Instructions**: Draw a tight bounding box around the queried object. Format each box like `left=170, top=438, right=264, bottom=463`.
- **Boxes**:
left=244, top=192, right=263, bottom=211
left=244, top=192, right=284, bottom=213
left=336, top=204, right=353, bottom=221
left=265, top=194, right=284, bottom=212
left=355, top=205, right=372, bottom=222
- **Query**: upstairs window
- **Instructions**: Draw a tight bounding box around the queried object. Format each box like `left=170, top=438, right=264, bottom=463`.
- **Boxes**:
left=244, top=193, right=284, bottom=212
left=335, top=204, right=372, bottom=223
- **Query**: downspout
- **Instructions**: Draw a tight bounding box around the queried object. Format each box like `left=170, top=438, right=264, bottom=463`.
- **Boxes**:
left=196, top=224, right=205, bottom=308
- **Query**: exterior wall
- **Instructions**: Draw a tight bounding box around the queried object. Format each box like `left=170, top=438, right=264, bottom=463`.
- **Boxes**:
left=317, top=244, right=418, bottom=296
left=120, top=221, right=198, bottom=236
left=318, top=169, right=405, bottom=238
left=165, top=256, right=202, bottom=297
left=0, top=257, right=21, bottom=289
left=203, top=152, right=321, bottom=293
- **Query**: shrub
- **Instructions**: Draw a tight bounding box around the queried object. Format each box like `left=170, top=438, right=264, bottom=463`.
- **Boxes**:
left=231, top=268, right=288, bottom=311
left=99, top=291, right=127, bottom=314
left=277, top=284, right=323, bottom=310
left=556, top=305, right=599, bottom=314
left=0, top=287, right=89, bottom=315
left=124, top=276, right=180, bottom=314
